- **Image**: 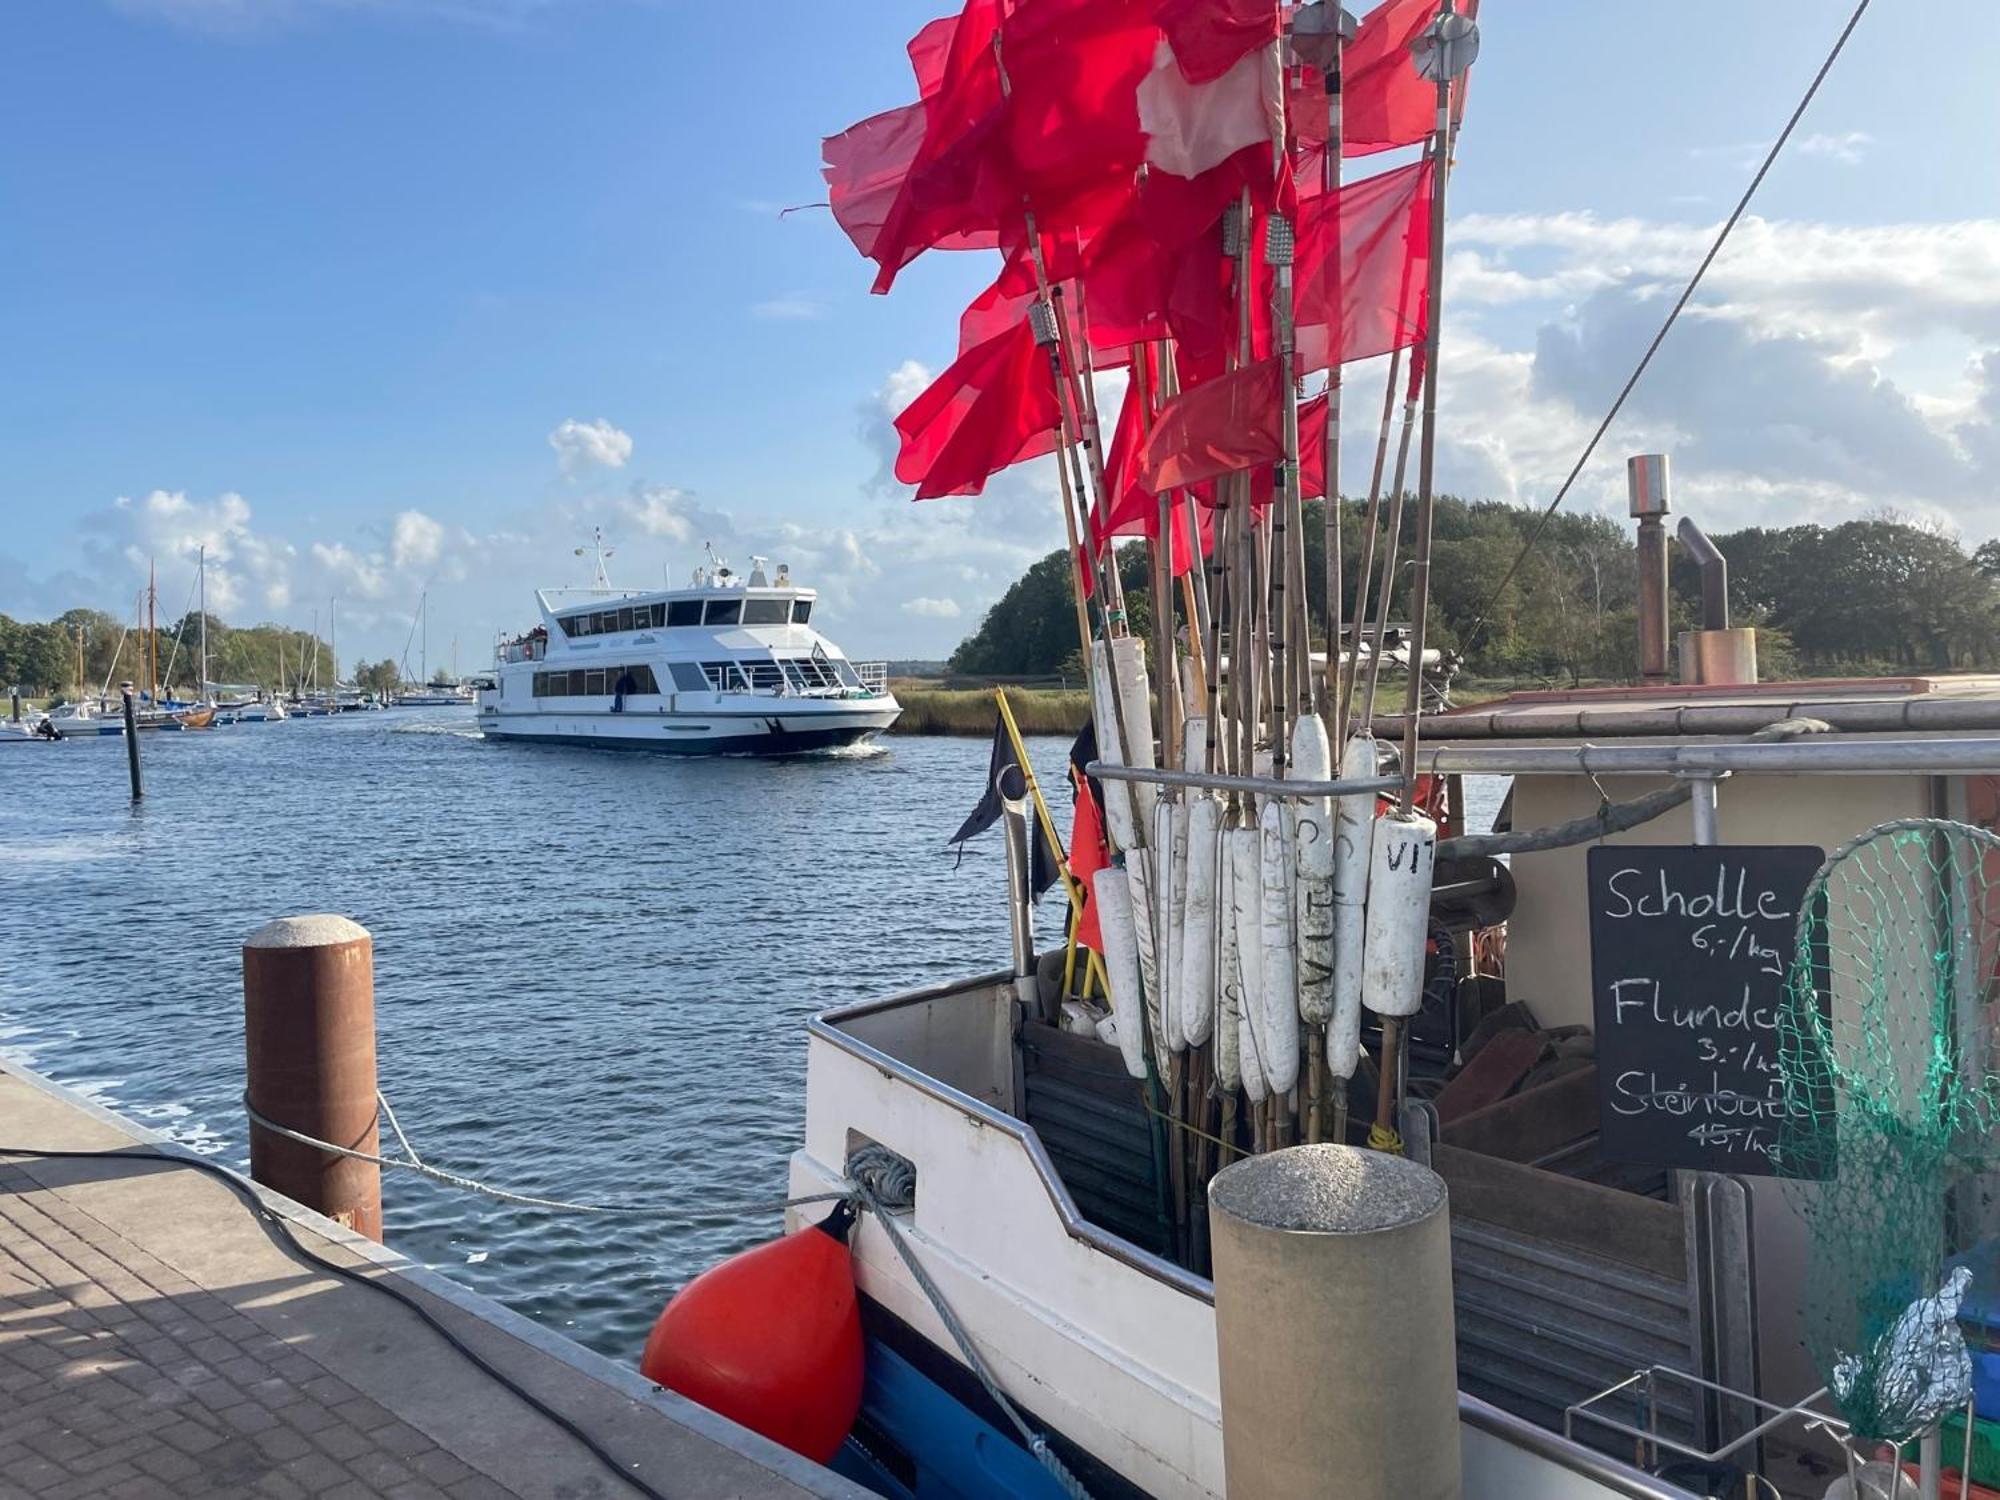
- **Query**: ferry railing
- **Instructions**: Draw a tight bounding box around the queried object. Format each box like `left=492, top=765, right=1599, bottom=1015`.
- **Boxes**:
left=853, top=662, right=889, bottom=696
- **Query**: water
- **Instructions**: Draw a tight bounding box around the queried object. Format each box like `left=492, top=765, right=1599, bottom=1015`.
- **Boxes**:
left=0, top=713, right=1506, bottom=1363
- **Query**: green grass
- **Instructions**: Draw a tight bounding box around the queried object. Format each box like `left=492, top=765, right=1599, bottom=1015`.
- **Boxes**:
left=886, top=685, right=1091, bottom=737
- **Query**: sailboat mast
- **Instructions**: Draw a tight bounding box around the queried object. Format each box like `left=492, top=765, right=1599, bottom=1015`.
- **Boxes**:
left=330, top=598, right=338, bottom=696
left=148, top=560, right=157, bottom=706
left=198, top=545, right=208, bottom=700
left=420, top=590, right=428, bottom=686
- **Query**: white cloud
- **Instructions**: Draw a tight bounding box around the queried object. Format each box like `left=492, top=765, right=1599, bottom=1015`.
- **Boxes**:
left=1368, top=211, right=2000, bottom=541
left=750, top=294, right=826, bottom=321
left=391, top=509, right=444, bottom=570
left=621, top=485, right=696, bottom=542
left=901, top=597, right=962, bottom=619
left=1795, top=130, right=1874, bottom=165
left=880, top=359, right=932, bottom=415
left=548, top=417, right=633, bottom=475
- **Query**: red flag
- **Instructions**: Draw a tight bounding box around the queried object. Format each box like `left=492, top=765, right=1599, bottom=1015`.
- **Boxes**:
left=1298, top=390, right=1328, bottom=499
left=1343, top=0, right=1444, bottom=156
left=1152, top=0, right=1281, bottom=85
left=1138, top=356, right=1284, bottom=492
left=865, top=0, right=1158, bottom=293
left=1294, top=157, right=1433, bottom=372
left=894, top=318, right=1061, bottom=500
left=1092, top=361, right=1209, bottom=578
left=1068, top=771, right=1110, bottom=951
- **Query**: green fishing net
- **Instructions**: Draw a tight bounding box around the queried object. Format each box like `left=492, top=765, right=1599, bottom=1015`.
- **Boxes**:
left=1777, top=818, right=2000, bottom=1446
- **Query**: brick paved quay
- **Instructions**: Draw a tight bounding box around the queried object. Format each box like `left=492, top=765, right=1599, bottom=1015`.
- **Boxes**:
left=0, top=1064, right=868, bottom=1500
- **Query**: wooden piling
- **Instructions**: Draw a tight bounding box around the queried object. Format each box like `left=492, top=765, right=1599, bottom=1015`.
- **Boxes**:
left=242, top=914, right=382, bottom=1240
left=120, top=684, right=142, bottom=800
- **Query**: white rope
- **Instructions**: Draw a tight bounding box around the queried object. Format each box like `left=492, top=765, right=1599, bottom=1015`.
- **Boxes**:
left=245, top=1099, right=1093, bottom=1496
left=844, top=1145, right=1093, bottom=1500
left=244, top=1092, right=846, bottom=1221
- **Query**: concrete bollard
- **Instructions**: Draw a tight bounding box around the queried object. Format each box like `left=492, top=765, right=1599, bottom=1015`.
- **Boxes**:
left=242, top=915, right=382, bottom=1241
left=1208, top=1143, right=1458, bottom=1500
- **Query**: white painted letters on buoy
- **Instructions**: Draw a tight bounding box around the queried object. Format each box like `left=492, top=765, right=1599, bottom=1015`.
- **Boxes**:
left=1361, top=811, right=1437, bottom=1019
left=1327, top=732, right=1378, bottom=1076
left=1289, top=715, right=1335, bottom=1027
left=1257, top=800, right=1301, bottom=1096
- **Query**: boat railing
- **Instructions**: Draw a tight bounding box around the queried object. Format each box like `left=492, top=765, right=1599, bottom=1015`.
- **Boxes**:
left=852, top=662, right=888, bottom=696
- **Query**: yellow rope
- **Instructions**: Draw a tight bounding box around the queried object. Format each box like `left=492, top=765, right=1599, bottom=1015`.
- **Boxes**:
left=1367, top=1123, right=1405, bottom=1155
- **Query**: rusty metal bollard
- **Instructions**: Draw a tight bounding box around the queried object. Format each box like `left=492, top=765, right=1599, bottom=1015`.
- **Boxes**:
left=242, top=915, right=382, bottom=1240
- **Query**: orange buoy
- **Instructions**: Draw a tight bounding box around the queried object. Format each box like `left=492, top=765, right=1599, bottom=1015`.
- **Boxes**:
left=639, top=1203, right=865, bottom=1464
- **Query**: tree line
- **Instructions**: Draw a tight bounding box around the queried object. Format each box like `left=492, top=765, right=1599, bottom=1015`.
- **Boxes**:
left=948, top=500, right=2000, bottom=684
left=0, top=608, right=338, bottom=697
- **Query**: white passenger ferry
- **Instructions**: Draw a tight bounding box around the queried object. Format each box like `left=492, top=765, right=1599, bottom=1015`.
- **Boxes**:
left=477, top=555, right=899, bottom=755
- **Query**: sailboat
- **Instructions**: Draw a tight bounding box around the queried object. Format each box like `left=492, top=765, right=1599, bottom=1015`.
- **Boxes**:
left=395, top=587, right=473, bottom=706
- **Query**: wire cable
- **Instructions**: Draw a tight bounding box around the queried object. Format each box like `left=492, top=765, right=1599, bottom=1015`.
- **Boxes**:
left=0, top=1146, right=674, bottom=1500
left=1457, top=0, right=1874, bottom=656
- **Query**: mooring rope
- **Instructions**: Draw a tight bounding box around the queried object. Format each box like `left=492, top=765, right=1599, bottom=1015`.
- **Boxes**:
left=243, top=1092, right=849, bottom=1221
left=242, top=1101, right=1096, bottom=1496
left=841, top=1144, right=1093, bottom=1500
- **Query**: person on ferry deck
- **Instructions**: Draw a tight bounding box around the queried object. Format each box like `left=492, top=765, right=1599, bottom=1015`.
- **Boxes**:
left=613, top=670, right=635, bottom=713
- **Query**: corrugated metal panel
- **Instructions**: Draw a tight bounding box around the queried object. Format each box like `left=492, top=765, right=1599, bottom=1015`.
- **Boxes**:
left=1453, top=1217, right=1703, bottom=1453
left=1019, top=1026, right=1171, bottom=1258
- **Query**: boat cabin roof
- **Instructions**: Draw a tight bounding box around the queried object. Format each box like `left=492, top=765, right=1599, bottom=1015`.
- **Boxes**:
left=1385, top=673, right=2000, bottom=750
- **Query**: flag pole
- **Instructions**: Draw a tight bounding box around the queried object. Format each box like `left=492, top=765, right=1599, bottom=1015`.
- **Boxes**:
left=1373, top=0, right=1476, bottom=1157
left=1319, top=10, right=1357, bottom=743
left=1342, top=344, right=1400, bottom=731
left=1359, top=350, right=1421, bottom=733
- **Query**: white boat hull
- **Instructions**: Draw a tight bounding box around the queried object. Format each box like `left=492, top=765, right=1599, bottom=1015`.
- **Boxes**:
left=792, top=977, right=1692, bottom=1500
left=476, top=702, right=898, bottom=755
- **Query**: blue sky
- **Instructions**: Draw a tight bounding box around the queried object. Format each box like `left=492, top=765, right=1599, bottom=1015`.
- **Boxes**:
left=3, top=0, right=1996, bottom=666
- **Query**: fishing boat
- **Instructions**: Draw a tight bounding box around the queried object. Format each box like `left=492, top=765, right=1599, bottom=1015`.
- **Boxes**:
left=625, top=1, right=2000, bottom=1496
left=477, top=544, right=898, bottom=754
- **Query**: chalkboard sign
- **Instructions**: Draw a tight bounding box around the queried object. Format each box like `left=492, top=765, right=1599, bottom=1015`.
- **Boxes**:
left=1586, top=844, right=1825, bottom=1176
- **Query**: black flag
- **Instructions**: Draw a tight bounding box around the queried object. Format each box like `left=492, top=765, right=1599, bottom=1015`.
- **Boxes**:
left=949, top=714, right=1062, bottom=897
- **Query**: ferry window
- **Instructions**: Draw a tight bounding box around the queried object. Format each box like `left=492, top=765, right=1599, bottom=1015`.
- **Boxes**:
left=600, top=611, right=619, bottom=634
left=562, top=615, right=585, bottom=637
left=703, top=662, right=747, bottom=692
left=584, top=669, right=606, bottom=696
left=669, top=661, right=707, bottom=693
left=833, top=659, right=862, bottom=688
left=616, top=607, right=633, bottom=632
left=741, top=598, right=789, bottom=626
left=667, top=600, right=701, bottom=627
left=650, top=604, right=666, bottom=628
left=704, top=598, right=743, bottom=627
left=629, top=665, right=659, bottom=693
left=746, top=661, right=784, bottom=692
left=791, top=599, right=813, bottom=624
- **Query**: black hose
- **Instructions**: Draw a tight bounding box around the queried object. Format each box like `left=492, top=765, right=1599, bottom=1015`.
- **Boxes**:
left=0, top=1146, right=672, bottom=1500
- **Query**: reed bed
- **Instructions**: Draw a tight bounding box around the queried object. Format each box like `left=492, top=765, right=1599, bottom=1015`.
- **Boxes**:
left=885, top=685, right=1091, bottom=736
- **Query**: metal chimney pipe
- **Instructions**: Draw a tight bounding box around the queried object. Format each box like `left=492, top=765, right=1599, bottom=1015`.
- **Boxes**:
left=1626, top=455, right=1671, bottom=684
left=1675, top=517, right=1730, bottom=630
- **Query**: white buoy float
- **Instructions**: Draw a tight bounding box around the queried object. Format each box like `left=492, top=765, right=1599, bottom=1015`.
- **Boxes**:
left=1257, top=800, right=1301, bottom=1096
left=1361, top=811, right=1438, bottom=1019
left=1214, top=844, right=1242, bottom=1093
left=1088, top=637, right=1157, bottom=849
left=1092, top=867, right=1148, bottom=1080
left=1327, top=731, right=1378, bottom=1077
left=1127, top=847, right=1164, bottom=1073
left=1289, top=715, right=1335, bottom=1028
left=1179, top=796, right=1221, bottom=1047
left=1153, top=797, right=1182, bottom=1056
left=1227, top=824, right=1269, bottom=1102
